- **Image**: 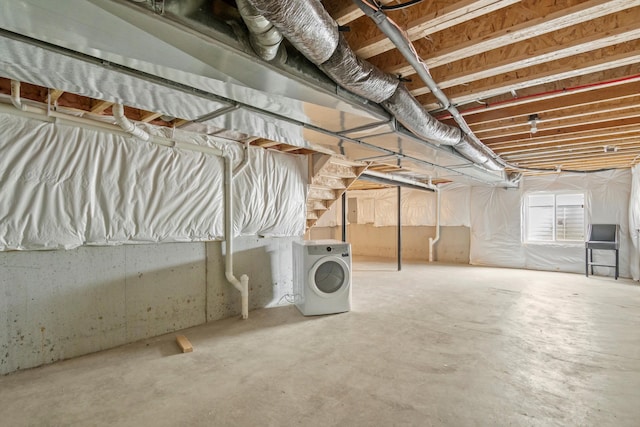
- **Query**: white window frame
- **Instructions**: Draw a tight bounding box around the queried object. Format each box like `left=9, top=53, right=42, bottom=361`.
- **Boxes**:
left=522, top=192, right=587, bottom=245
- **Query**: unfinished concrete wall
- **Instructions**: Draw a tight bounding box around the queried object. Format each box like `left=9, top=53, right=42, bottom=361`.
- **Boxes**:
left=206, top=236, right=298, bottom=321
left=310, top=225, right=470, bottom=263
left=0, top=237, right=297, bottom=375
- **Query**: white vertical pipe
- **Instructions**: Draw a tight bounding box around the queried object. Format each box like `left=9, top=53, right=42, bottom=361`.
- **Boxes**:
left=10, top=80, right=26, bottom=111
left=7, top=98, right=246, bottom=317
left=429, top=186, right=441, bottom=262
left=112, top=105, right=248, bottom=317
left=113, top=104, right=151, bottom=141
left=224, top=155, right=249, bottom=319
left=10, top=80, right=41, bottom=114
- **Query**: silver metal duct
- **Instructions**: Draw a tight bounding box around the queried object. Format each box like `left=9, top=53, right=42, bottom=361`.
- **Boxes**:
left=236, top=0, right=284, bottom=62
left=382, top=85, right=461, bottom=146
left=320, top=35, right=399, bottom=104
left=246, top=0, right=339, bottom=64
left=245, top=0, right=507, bottom=174
left=353, top=0, right=505, bottom=171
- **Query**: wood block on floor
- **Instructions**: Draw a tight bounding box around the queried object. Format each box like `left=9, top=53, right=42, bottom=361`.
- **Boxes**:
left=175, top=335, right=193, bottom=353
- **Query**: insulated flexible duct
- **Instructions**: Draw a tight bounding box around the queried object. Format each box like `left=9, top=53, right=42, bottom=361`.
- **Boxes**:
left=236, top=0, right=284, bottom=61
left=246, top=0, right=339, bottom=64
left=320, top=35, right=399, bottom=104
left=382, top=85, right=461, bottom=146
left=244, top=0, right=504, bottom=172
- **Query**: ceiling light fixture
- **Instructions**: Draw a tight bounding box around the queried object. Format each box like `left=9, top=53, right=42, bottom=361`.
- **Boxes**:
left=528, top=114, right=539, bottom=134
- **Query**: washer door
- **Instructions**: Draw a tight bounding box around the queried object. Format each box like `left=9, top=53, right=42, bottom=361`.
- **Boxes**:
left=308, top=256, right=350, bottom=298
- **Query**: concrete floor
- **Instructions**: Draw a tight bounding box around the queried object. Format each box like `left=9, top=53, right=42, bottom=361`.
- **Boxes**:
left=1, top=261, right=640, bottom=426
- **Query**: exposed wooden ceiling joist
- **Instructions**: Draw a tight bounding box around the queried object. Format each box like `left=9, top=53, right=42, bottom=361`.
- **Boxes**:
left=423, top=43, right=640, bottom=108
left=407, top=8, right=640, bottom=96
left=447, top=78, right=640, bottom=125
left=368, top=0, right=638, bottom=78
left=494, top=133, right=640, bottom=155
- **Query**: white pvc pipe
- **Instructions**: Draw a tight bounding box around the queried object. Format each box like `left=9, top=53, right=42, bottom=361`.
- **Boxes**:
left=10, top=80, right=44, bottom=114
left=233, top=139, right=252, bottom=177
left=224, top=156, right=249, bottom=319
left=10, top=80, right=26, bottom=111
left=3, top=96, right=248, bottom=318
left=112, top=103, right=151, bottom=141
left=429, top=185, right=441, bottom=262
left=112, top=105, right=246, bottom=318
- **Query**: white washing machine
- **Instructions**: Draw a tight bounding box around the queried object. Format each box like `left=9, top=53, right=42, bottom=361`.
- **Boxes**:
left=293, top=239, right=352, bottom=316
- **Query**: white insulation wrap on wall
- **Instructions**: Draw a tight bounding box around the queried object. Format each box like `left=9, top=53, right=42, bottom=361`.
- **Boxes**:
left=0, top=113, right=307, bottom=250
left=470, top=169, right=632, bottom=278
left=628, top=164, right=640, bottom=280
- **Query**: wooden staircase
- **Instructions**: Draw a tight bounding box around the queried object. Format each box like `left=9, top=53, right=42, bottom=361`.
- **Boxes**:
left=306, top=154, right=368, bottom=231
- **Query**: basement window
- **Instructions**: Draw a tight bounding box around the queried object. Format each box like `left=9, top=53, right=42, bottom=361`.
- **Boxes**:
left=524, top=193, right=585, bottom=243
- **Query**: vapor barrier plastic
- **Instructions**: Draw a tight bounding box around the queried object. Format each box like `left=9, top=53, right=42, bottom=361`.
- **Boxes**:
left=232, top=145, right=308, bottom=237
left=628, top=164, right=640, bottom=280
left=0, top=113, right=307, bottom=250
left=320, top=36, right=399, bottom=104
left=247, top=0, right=339, bottom=64
left=470, top=170, right=632, bottom=278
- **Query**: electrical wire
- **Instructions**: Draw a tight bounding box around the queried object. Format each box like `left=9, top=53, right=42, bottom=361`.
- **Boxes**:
left=379, top=0, right=425, bottom=11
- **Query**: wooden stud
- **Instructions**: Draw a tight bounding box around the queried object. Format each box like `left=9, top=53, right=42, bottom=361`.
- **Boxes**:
left=452, top=79, right=640, bottom=125
left=140, top=111, right=163, bottom=123
left=90, top=100, right=114, bottom=114
left=49, top=89, right=64, bottom=104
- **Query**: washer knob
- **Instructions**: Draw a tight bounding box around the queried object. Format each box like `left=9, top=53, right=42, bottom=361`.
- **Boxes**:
left=326, top=246, right=332, bottom=252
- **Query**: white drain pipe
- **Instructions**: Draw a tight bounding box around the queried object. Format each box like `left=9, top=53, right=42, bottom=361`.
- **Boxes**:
left=5, top=92, right=250, bottom=320
left=429, top=184, right=441, bottom=262
left=10, top=80, right=42, bottom=113
left=225, top=155, right=249, bottom=319
left=112, top=103, right=249, bottom=320
left=112, top=103, right=151, bottom=142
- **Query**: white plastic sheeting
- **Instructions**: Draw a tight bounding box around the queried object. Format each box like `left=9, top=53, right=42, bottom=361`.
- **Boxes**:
left=470, top=170, right=631, bottom=278
left=0, top=113, right=307, bottom=250
left=628, top=164, right=640, bottom=280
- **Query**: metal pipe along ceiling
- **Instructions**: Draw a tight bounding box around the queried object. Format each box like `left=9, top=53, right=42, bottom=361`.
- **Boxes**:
left=244, top=0, right=504, bottom=172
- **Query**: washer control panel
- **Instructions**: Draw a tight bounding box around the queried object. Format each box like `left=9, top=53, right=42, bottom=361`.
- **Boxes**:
left=307, top=244, right=350, bottom=257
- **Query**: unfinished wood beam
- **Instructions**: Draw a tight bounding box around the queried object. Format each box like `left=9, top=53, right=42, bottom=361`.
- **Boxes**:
left=352, top=0, right=517, bottom=59
left=491, top=132, right=640, bottom=154
left=371, top=0, right=639, bottom=78
left=477, top=107, right=640, bottom=140
left=495, top=133, right=640, bottom=156
left=408, top=11, right=640, bottom=96
left=434, top=44, right=640, bottom=108
left=49, top=89, right=64, bottom=104
left=506, top=152, right=638, bottom=170
left=472, top=96, right=640, bottom=134
left=140, top=111, right=163, bottom=123
left=452, top=79, right=640, bottom=125
left=505, top=147, right=640, bottom=164
left=323, top=0, right=395, bottom=26
left=173, top=119, right=190, bottom=128
left=90, top=100, right=114, bottom=114
left=256, top=140, right=282, bottom=148
left=486, top=123, right=640, bottom=149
